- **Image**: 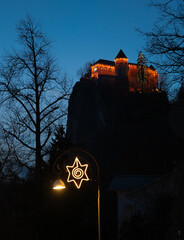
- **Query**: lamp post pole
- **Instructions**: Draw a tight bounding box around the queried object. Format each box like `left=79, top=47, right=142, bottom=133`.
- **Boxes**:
left=88, top=151, right=101, bottom=240
left=97, top=183, right=101, bottom=240
left=53, top=149, right=101, bottom=240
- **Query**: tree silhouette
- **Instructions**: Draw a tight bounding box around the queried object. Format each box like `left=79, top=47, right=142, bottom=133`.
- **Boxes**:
left=140, top=0, right=184, bottom=233
left=0, top=15, right=71, bottom=195
left=140, top=0, right=184, bottom=97
left=77, top=61, right=95, bottom=79
left=137, top=51, right=147, bottom=89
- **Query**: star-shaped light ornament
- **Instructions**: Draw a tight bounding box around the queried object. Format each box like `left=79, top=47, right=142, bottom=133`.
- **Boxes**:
left=66, top=157, right=89, bottom=189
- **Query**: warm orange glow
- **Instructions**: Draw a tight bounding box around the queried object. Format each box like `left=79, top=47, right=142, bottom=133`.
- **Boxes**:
left=93, top=66, right=98, bottom=72
left=90, top=56, right=158, bottom=92
left=147, top=68, right=159, bottom=90
left=66, top=157, right=89, bottom=189
left=128, top=64, right=158, bottom=92
left=128, top=64, right=139, bottom=90
left=115, top=58, right=128, bottom=64
left=91, top=64, right=115, bottom=78
left=53, top=179, right=66, bottom=190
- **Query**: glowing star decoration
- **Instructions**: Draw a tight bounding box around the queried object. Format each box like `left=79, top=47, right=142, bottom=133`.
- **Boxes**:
left=66, top=157, right=89, bottom=189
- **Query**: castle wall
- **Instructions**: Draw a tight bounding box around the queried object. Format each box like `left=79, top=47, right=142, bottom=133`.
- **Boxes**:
left=128, top=65, right=158, bottom=92
left=91, top=61, right=158, bottom=93
left=67, top=79, right=173, bottom=179
left=147, top=68, right=158, bottom=90
left=115, top=58, right=129, bottom=78
left=128, top=64, right=138, bottom=91
left=91, top=64, right=115, bottom=78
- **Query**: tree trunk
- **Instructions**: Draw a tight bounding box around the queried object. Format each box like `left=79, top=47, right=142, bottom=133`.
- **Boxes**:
left=34, top=50, right=42, bottom=209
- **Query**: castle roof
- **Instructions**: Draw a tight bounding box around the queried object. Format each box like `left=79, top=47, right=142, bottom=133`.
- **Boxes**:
left=92, top=58, right=136, bottom=67
left=91, top=50, right=156, bottom=70
left=93, top=59, right=115, bottom=66
left=115, top=49, right=127, bottom=59
left=149, top=65, right=156, bottom=70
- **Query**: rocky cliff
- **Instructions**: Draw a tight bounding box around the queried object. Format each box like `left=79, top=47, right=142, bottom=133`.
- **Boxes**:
left=67, top=77, right=173, bottom=186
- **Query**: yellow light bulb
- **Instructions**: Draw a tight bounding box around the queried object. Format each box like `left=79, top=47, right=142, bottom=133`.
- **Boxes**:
left=53, top=179, right=66, bottom=190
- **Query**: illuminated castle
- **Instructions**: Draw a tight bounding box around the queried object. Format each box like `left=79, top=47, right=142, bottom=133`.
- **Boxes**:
left=90, top=49, right=158, bottom=93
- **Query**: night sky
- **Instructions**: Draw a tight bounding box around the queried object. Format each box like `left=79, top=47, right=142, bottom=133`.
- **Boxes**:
left=0, top=0, right=160, bottom=84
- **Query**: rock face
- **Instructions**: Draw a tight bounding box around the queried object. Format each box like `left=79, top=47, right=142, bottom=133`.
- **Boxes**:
left=67, top=77, right=173, bottom=186
left=66, top=77, right=175, bottom=240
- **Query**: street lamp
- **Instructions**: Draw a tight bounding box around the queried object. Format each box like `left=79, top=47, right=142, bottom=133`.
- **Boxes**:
left=53, top=178, right=66, bottom=190
left=52, top=149, right=101, bottom=240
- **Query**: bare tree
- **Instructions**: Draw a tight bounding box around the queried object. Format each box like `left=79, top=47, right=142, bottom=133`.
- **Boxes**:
left=77, top=60, right=95, bottom=79
left=0, top=16, right=72, bottom=192
left=140, top=0, right=184, bottom=96
left=137, top=51, right=148, bottom=89
left=0, top=128, right=26, bottom=183
left=139, top=0, right=184, bottom=233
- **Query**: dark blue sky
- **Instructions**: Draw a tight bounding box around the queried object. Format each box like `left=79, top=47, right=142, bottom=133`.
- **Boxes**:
left=0, top=0, right=159, bottom=83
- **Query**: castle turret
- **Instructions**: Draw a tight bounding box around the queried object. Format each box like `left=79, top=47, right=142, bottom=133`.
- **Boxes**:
left=115, top=49, right=129, bottom=94
left=90, top=49, right=158, bottom=93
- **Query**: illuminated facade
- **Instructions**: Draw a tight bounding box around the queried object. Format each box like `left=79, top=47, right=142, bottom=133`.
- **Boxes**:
left=90, top=49, right=158, bottom=93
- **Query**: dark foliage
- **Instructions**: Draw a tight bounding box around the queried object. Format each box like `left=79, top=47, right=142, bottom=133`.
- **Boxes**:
left=48, top=125, right=73, bottom=171
left=119, top=195, right=174, bottom=240
left=0, top=172, right=99, bottom=240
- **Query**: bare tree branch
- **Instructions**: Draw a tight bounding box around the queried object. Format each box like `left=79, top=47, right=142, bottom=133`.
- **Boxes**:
left=139, top=0, right=184, bottom=99
left=0, top=15, right=71, bottom=185
left=40, top=113, right=66, bottom=134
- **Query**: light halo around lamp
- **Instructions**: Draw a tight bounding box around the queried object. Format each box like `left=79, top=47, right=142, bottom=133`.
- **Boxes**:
left=53, top=178, right=66, bottom=190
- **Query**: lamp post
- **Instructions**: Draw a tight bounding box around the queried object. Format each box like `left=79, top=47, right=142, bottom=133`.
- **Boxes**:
left=52, top=149, right=101, bottom=240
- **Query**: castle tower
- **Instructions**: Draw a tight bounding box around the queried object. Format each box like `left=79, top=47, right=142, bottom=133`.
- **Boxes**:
left=115, top=49, right=129, bottom=94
